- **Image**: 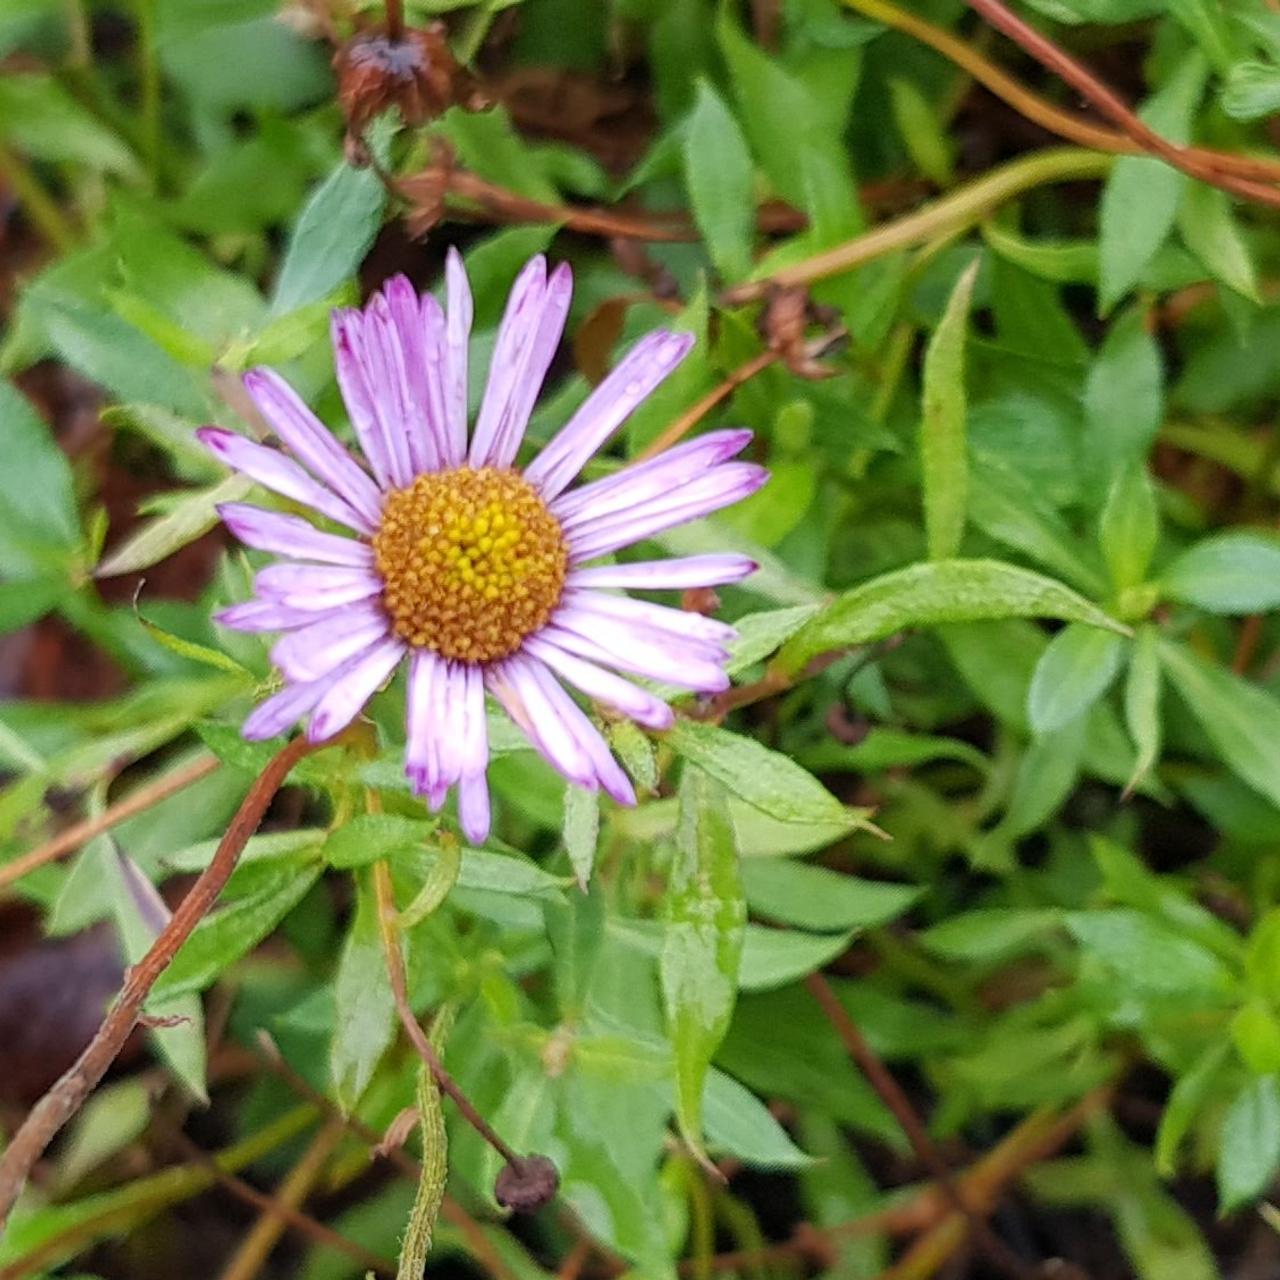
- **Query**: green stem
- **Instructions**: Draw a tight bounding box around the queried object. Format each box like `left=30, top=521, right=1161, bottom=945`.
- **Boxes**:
left=135, top=0, right=160, bottom=185
left=727, top=147, right=1113, bottom=302
left=0, top=140, right=77, bottom=253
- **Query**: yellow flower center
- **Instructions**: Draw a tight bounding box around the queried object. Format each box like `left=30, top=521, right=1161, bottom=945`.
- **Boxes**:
left=372, top=467, right=568, bottom=663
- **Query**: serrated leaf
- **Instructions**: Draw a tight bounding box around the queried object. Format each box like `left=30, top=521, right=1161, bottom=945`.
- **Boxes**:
left=921, top=259, right=977, bottom=561
left=780, top=559, right=1127, bottom=674
left=660, top=767, right=745, bottom=1155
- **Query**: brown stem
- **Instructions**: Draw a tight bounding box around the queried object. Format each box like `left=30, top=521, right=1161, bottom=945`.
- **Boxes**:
left=804, top=973, right=1037, bottom=1280
left=0, top=735, right=323, bottom=1229
left=963, top=0, right=1280, bottom=207
left=371, top=861, right=523, bottom=1167
left=845, top=0, right=1280, bottom=184
left=633, top=350, right=779, bottom=464
left=385, top=0, right=404, bottom=40
left=217, top=1120, right=348, bottom=1280
left=254, top=1033, right=523, bottom=1280
left=173, top=1132, right=396, bottom=1277
left=0, top=754, right=221, bottom=892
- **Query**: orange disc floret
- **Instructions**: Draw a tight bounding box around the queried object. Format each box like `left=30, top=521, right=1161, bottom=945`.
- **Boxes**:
left=372, top=466, right=568, bottom=663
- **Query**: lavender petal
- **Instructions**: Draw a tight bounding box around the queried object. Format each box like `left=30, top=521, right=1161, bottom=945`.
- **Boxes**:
left=523, top=330, right=695, bottom=500
left=242, top=367, right=384, bottom=525
left=198, top=427, right=368, bottom=532
left=307, top=637, right=405, bottom=743
left=217, top=504, right=375, bottom=567
left=568, top=554, right=757, bottom=591
left=523, top=633, right=674, bottom=729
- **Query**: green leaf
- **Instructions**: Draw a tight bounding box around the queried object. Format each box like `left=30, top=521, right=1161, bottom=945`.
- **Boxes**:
left=95, top=474, right=252, bottom=578
left=921, top=259, right=977, bottom=561
left=665, top=719, right=853, bottom=829
left=1217, top=1076, right=1280, bottom=1214
left=0, top=74, right=141, bottom=176
left=106, top=850, right=207, bottom=1103
left=1027, top=623, right=1126, bottom=735
left=1178, top=182, right=1260, bottom=302
left=919, top=908, right=1064, bottom=963
left=1083, top=307, right=1163, bottom=493
left=1065, top=907, right=1236, bottom=996
left=271, top=137, right=388, bottom=316
left=887, top=77, right=954, bottom=187
left=0, top=575, right=67, bottom=635
left=738, top=925, right=854, bottom=991
left=703, top=1069, right=813, bottom=1169
left=716, top=7, right=859, bottom=233
left=562, top=784, right=600, bottom=890
left=1160, top=638, right=1280, bottom=808
left=323, top=814, right=433, bottom=870
left=969, top=462, right=1107, bottom=598
left=151, top=858, right=322, bottom=1001
left=682, top=80, right=754, bottom=280
left=1221, top=61, right=1280, bottom=121
left=1155, top=1041, right=1231, bottom=1177
left=1098, top=53, right=1205, bottom=311
left=739, top=860, right=920, bottom=933
left=781, top=559, right=1127, bottom=674
left=1099, top=462, right=1160, bottom=592
left=660, top=767, right=745, bottom=1155
left=0, top=378, right=81, bottom=577
left=1123, top=624, right=1162, bottom=795
left=331, top=871, right=397, bottom=1109
left=1160, top=531, right=1280, bottom=614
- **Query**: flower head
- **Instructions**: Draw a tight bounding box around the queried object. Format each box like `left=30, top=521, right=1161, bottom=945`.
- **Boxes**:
left=202, top=252, right=765, bottom=842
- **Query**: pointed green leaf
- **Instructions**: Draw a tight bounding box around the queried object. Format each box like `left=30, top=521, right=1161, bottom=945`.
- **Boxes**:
left=921, top=260, right=978, bottom=560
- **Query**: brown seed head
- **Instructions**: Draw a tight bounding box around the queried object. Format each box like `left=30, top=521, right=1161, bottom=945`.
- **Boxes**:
left=372, top=467, right=568, bottom=664
left=494, top=1154, right=559, bottom=1213
left=333, top=22, right=456, bottom=135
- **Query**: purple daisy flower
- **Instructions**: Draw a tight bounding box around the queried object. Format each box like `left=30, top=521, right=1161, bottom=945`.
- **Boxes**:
left=201, top=252, right=765, bottom=843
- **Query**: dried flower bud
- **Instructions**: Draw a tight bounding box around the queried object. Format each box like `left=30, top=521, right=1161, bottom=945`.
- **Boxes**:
left=760, top=285, right=844, bottom=381
left=333, top=22, right=456, bottom=137
left=494, top=1154, right=559, bottom=1213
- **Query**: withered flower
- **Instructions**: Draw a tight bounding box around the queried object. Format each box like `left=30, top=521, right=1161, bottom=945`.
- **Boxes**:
left=333, top=21, right=456, bottom=137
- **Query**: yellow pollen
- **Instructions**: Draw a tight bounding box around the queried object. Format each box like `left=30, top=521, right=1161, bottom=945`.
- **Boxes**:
left=372, top=466, right=568, bottom=663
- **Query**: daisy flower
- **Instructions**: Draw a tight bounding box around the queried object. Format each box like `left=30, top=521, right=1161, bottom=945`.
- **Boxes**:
left=201, top=252, right=765, bottom=842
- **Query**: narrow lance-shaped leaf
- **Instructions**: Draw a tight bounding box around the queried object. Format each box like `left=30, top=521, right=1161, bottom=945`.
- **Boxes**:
left=331, top=870, right=398, bottom=1110
left=780, top=558, right=1128, bottom=674
left=921, top=259, right=978, bottom=561
left=1123, top=624, right=1161, bottom=797
left=660, top=766, right=745, bottom=1157
left=1027, top=623, right=1126, bottom=736
left=1217, top=1076, right=1280, bottom=1214
left=1158, top=638, right=1280, bottom=810
left=682, top=79, right=754, bottom=281
left=107, top=847, right=207, bottom=1103
left=562, top=784, right=600, bottom=890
